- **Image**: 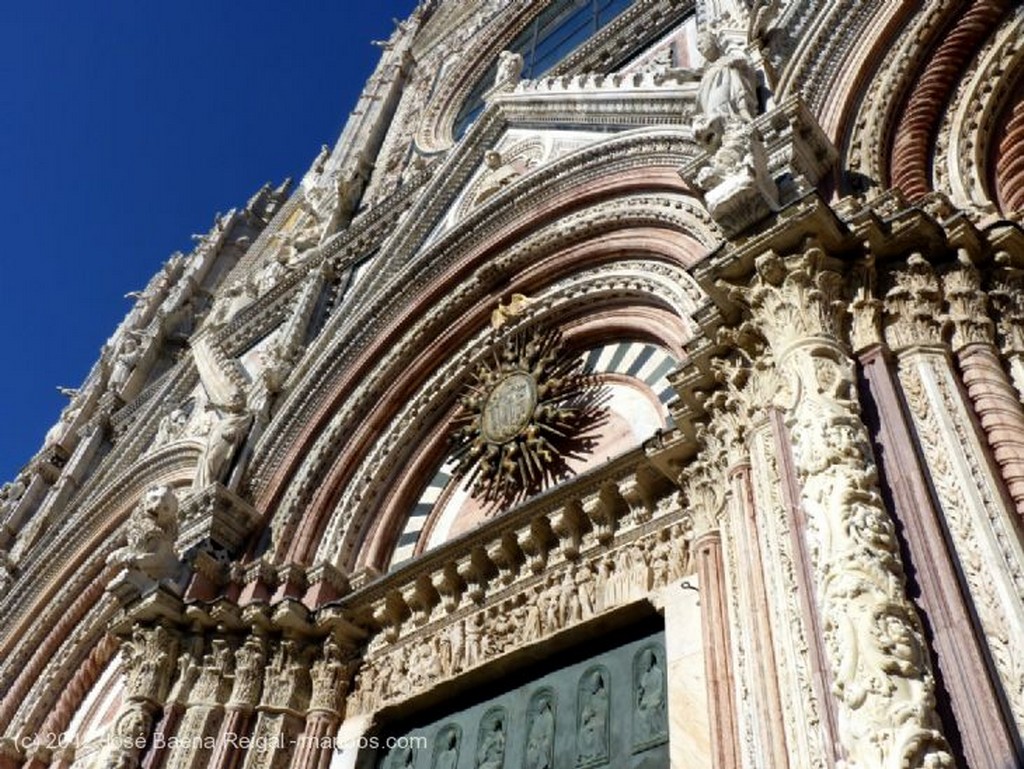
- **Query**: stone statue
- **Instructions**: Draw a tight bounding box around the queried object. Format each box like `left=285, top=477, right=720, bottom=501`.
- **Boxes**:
left=475, top=151, right=533, bottom=206
left=107, top=333, right=143, bottom=394
left=490, top=293, right=533, bottom=329
left=256, top=251, right=293, bottom=295
left=696, top=31, right=757, bottom=124
left=153, top=406, right=189, bottom=449
left=313, top=144, right=330, bottom=175
left=206, top=277, right=255, bottom=328
left=0, top=474, right=28, bottom=517
left=192, top=396, right=253, bottom=490
left=319, top=172, right=363, bottom=244
left=107, top=485, right=180, bottom=582
left=494, top=50, right=523, bottom=89
left=43, top=402, right=81, bottom=449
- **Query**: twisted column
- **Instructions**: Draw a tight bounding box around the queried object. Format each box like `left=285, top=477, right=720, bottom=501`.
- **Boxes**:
left=946, top=259, right=1024, bottom=524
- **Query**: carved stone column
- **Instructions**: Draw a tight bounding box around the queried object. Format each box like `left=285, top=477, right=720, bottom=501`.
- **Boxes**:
left=207, top=634, right=266, bottom=769
left=727, top=444, right=790, bottom=769
left=858, top=339, right=1023, bottom=768
left=945, top=259, right=1024, bottom=524
left=681, top=462, right=739, bottom=769
left=988, top=250, right=1024, bottom=401
left=736, top=247, right=953, bottom=768
left=163, top=639, right=233, bottom=769
left=142, top=639, right=201, bottom=769
left=290, top=637, right=353, bottom=769
left=101, top=624, right=181, bottom=769
left=883, top=254, right=1024, bottom=738
left=240, top=639, right=311, bottom=769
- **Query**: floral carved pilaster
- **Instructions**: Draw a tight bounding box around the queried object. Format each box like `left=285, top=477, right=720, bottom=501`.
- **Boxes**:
left=142, top=638, right=202, bottom=769
left=734, top=247, right=953, bottom=769
left=884, top=256, right=1024, bottom=737
left=945, top=259, right=1024, bottom=524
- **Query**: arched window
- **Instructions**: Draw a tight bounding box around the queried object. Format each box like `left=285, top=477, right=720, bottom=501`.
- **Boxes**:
left=452, top=0, right=638, bottom=138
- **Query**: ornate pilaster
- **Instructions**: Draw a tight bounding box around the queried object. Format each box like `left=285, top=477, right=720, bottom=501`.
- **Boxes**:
left=734, top=247, right=953, bottom=768
left=884, top=255, right=1024, bottom=738
left=718, top=360, right=793, bottom=769
left=141, top=638, right=202, bottom=769
left=857, top=340, right=1022, bottom=768
left=988, top=250, right=1024, bottom=401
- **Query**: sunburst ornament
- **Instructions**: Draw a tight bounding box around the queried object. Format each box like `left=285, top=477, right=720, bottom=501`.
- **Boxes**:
left=450, top=327, right=607, bottom=506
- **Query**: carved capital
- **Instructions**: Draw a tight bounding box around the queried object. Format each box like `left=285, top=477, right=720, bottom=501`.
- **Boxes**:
left=227, top=634, right=267, bottom=710
left=883, top=254, right=945, bottom=350
left=120, top=623, right=180, bottom=706
left=943, top=258, right=994, bottom=350
left=729, top=247, right=849, bottom=358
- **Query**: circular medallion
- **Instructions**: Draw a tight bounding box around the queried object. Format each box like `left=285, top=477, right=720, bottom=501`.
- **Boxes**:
left=481, top=372, right=537, bottom=444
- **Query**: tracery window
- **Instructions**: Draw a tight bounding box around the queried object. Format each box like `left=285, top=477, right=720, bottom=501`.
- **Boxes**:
left=452, top=0, right=638, bottom=138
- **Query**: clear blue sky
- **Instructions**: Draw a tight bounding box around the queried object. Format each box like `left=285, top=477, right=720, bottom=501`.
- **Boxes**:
left=0, top=0, right=418, bottom=482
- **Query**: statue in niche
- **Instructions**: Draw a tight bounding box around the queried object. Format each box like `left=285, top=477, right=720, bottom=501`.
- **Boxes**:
left=634, top=647, right=667, bottom=747
left=107, top=332, right=144, bottom=395
left=476, top=708, right=506, bottom=769
left=432, top=725, right=461, bottom=769
left=524, top=691, right=555, bottom=769
left=577, top=667, right=609, bottom=764
left=107, top=485, right=180, bottom=583
left=192, top=393, right=253, bottom=490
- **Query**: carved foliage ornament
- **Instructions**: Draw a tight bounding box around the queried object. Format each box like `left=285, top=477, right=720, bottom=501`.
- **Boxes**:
left=450, top=327, right=607, bottom=506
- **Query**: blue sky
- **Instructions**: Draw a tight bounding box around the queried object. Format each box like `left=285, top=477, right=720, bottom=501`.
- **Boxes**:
left=0, top=1, right=417, bottom=481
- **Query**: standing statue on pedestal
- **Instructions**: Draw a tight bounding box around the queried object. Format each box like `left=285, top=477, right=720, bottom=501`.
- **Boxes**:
left=696, top=30, right=757, bottom=125
left=193, top=393, right=253, bottom=490
left=107, top=332, right=144, bottom=396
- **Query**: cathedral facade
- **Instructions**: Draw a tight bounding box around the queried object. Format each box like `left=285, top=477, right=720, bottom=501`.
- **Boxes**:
left=1, top=1, right=1023, bottom=768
